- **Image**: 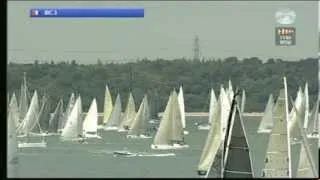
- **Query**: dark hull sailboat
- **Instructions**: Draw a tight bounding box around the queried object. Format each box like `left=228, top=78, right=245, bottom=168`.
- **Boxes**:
left=206, top=89, right=253, bottom=178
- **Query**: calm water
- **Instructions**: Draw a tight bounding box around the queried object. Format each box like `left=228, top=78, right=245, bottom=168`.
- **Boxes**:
left=16, top=116, right=319, bottom=178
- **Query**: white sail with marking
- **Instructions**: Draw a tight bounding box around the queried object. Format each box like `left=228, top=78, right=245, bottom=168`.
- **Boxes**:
left=257, top=94, right=274, bottom=133
left=119, top=92, right=136, bottom=131
left=102, top=84, right=113, bottom=125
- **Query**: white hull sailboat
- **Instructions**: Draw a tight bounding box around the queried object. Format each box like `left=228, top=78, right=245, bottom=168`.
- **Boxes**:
left=82, top=98, right=102, bottom=139
left=127, top=95, right=152, bottom=139
left=151, top=90, right=189, bottom=150
left=17, top=91, right=47, bottom=148
left=60, top=96, right=85, bottom=142
left=104, top=93, right=122, bottom=131
left=99, top=84, right=113, bottom=130
left=118, top=92, right=136, bottom=132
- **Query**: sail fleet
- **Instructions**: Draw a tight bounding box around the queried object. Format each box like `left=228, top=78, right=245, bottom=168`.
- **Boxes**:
left=7, top=73, right=319, bottom=178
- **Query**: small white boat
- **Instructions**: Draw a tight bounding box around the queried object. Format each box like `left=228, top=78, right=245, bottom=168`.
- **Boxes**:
left=84, top=133, right=102, bottom=139
left=104, top=126, right=119, bottom=131
left=148, top=119, right=158, bottom=124
left=197, top=124, right=210, bottom=130
left=113, top=150, right=137, bottom=157
left=184, top=130, right=189, bottom=135
left=18, top=141, right=47, bottom=148
left=151, top=143, right=190, bottom=150
left=307, top=133, right=319, bottom=139
left=127, top=134, right=152, bottom=139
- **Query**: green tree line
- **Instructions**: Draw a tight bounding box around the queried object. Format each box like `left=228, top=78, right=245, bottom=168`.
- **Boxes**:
left=7, top=57, right=318, bottom=117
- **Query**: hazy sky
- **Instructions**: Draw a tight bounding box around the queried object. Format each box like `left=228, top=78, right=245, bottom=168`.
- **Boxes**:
left=8, top=1, right=319, bottom=64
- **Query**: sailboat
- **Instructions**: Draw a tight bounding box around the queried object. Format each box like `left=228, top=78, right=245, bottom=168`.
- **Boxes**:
left=151, top=90, right=189, bottom=150
left=197, top=93, right=222, bottom=176
left=257, top=94, right=274, bottom=133
left=261, top=77, right=292, bottom=178
left=198, top=88, right=216, bottom=130
left=7, top=107, right=19, bottom=178
left=58, top=93, right=75, bottom=133
left=104, top=93, right=122, bottom=131
left=60, top=96, right=85, bottom=142
left=220, top=85, right=231, bottom=141
left=16, top=91, right=47, bottom=148
left=178, top=86, right=188, bottom=135
left=240, top=89, right=246, bottom=113
left=290, top=97, right=318, bottom=178
left=18, top=72, right=29, bottom=124
left=289, top=88, right=304, bottom=144
left=227, top=79, right=234, bottom=103
left=82, top=98, right=102, bottom=139
left=222, top=90, right=253, bottom=178
left=9, top=93, right=20, bottom=127
left=118, top=92, right=136, bottom=132
left=127, top=95, right=152, bottom=139
left=47, top=99, right=64, bottom=135
left=303, top=82, right=309, bottom=130
left=305, top=98, right=319, bottom=139
left=98, top=84, right=113, bottom=129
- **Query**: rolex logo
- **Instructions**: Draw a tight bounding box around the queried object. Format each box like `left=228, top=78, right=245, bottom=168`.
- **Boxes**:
left=275, top=9, right=296, bottom=25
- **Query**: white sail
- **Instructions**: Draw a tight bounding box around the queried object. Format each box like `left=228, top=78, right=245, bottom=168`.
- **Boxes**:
left=104, top=93, right=122, bottom=130
left=58, top=93, right=75, bottom=132
left=7, top=107, right=19, bottom=177
left=227, top=80, right=234, bottom=103
left=151, top=90, right=188, bottom=150
left=119, top=92, right=136, bottom=131
left=198, top=94, right=222, bottom=175
left=127, top=95, right=151, bottom=138
left=9, top=93, right=20, bottom=127
left=83, top=99, right=98, bottom=133
left=17, top=91, right=40, bottom=136
left=48, top=99, right=64, bottom=133
left=220, top=85, right=231, bottom=140
left=61, top=97, right=82, bottom=140
left=303, top=82, right=309, bottom=129
left=289, top=87, right=304, bottom=131
left=290, top=97, right=318, bottom=177
left=306, top=98, right=319, bottom=137
left=261, top=83, right=291, bottom=177
left=257, top=94, right=274, bottom=133
left=18, top=72, right=29, bottom=123
left=178, top=86, right=186, bottom=129
left=241, top=89, right=246, bottom=113
left=208, top=88, right=217, bottom=124
left=102, top=84, right=113, bottom=125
